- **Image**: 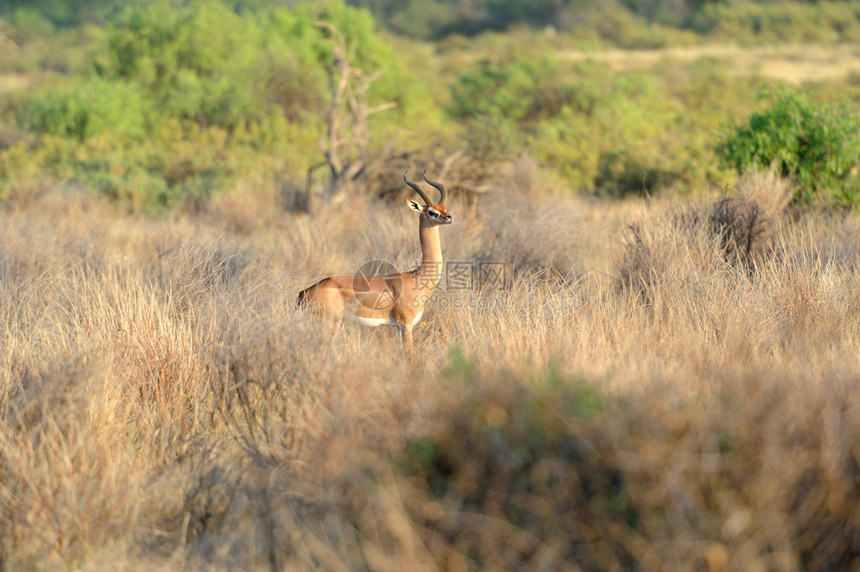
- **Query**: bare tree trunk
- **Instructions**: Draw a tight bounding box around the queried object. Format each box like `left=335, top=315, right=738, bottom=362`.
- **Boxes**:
left=310, top=20, right=396, bottom=202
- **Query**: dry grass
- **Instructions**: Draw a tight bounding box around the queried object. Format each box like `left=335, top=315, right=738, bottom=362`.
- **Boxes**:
left=2, top=171, right=860, bottom=569
left=559, top=42, right=860, bottom=84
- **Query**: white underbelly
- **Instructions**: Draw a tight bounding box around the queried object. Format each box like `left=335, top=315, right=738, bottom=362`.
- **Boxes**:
left=341, top=300, right=423, bottom=329
left=350, top=315, right=398, bottom=328
left=343, top=300, right=398, bottom=328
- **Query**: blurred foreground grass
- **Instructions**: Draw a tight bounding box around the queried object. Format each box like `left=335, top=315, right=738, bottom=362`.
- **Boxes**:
left=2, top=170, right=860, bottom=569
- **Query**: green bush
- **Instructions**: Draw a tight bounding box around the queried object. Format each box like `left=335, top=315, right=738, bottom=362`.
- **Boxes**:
left=717, top=88, right=860, bottom=207
left=6, top=7, right=55, bottom=43
left=1, top=0, right=114, bottom=28
left=4, top=0, right=435, bottom=210
left=18, top=77, right=150, bottom=142
left=448, top=57, right=572, bottom=155
left=445, top=55, right=753, bottom=193
left=93, top=0, right=409, bottom=132
left=689, top=1, right=860, bottom=45
left=98, top=0, right=267, bottom=130
left=354, top=0, right=693, bottom=44
left=528, top=60, right=748, bottom=195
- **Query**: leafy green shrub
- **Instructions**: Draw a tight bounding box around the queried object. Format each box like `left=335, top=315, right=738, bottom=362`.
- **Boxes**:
left=95, top=0, right=410, bottom=131
left=355, top=0, right=693, bottom=45
left=689, top=1, right=860, bottom=44
left=1, top=0, right=114, bottom=28
left=717, top=88, right=860, bottom=207
left=355, top=0, right=568, bottom=38
left=450, top=58, right=573, bottom=123
left=528, top=61, right=742, bottom=195
left=5, top=0, right=433, bottom=210
left=448, top=57, right=572, bottom=155
left=5, top=7, right=55, bottom=43
left=97, top=0, right=266, bottom=130
left=18, top=77, right=150, bottom=142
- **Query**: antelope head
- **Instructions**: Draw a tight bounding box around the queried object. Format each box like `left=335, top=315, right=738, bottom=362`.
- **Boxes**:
left=404, top=169, right=453, bottom=226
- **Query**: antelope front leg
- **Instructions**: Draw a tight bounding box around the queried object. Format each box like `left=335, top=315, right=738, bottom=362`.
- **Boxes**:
left=399, top=324, right=414, bottom=363
left=322, top=315, right=343, bottom=362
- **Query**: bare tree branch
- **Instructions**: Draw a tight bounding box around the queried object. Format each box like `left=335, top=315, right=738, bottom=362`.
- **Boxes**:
left=309, top=20, right=397, bottom=203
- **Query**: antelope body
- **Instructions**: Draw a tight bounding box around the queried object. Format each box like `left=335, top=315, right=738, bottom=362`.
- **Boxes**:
left=297, top=170, right=453, bottom=361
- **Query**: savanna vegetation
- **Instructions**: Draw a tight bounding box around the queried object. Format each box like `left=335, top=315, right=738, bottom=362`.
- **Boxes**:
left=3, top=0, right=860, bottom=569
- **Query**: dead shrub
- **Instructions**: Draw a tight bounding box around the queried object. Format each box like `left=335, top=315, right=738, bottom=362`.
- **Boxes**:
left=619, top=171, right=791, bottom=296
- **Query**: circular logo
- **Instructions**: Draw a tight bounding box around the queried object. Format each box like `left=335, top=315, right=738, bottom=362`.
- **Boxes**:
left=353, top=259, right=402, bottom=311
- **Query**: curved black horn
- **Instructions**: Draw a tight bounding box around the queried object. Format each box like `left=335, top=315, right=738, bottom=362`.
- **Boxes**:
left=403, top=170, right=433, bottom=205
left=422, top=169, right=447, bottom=205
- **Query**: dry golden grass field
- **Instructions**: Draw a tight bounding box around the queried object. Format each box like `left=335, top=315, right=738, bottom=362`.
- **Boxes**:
left=3, top=166, right=860, bottom=570
left=558, top=42, right=860, bottom=84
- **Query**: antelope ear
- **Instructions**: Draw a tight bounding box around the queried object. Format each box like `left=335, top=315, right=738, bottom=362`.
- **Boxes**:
left=406, top=198, right=424, bottom=212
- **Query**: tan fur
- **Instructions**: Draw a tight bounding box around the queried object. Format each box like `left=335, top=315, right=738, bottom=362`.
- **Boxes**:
left=298, top=174, right=453, bottom=362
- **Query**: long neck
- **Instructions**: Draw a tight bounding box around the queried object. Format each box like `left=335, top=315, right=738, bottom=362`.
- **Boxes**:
left=417, top=219, right=443, bottom=286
